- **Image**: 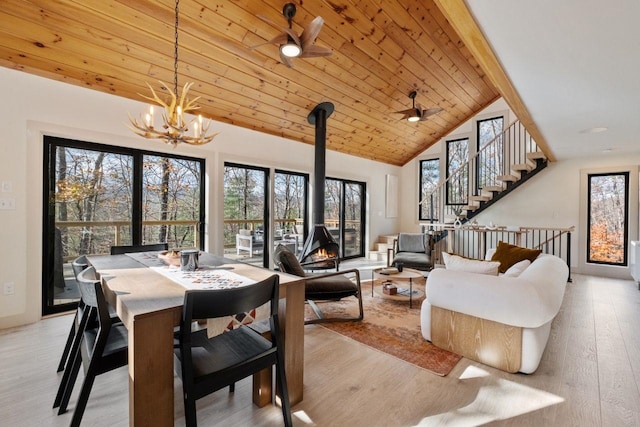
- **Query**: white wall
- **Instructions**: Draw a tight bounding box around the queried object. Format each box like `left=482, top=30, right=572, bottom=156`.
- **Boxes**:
left=0, top=67, right=400, bottom=329
left=402, top=99, right=640, bottom=278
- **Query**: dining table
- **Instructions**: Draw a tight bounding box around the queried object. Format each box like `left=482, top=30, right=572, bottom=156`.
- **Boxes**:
left=87, top=251, right=306, bottom=427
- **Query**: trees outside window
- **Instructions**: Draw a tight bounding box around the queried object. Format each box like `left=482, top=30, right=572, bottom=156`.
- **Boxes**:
left=419, top=158, right=440, bottom=221
left=44, top=136, right=204, bottom=315
left=446, top=137, right=469, bottom=206
left=477, top=116, right=504, bottom=191
left=587, top=172, right=629, bottom=265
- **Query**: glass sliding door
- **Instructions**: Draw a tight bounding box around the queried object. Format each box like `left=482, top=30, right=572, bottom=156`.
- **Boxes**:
left=142, top=155, right=204, bottom=249
left=43, top=136, right=205, bottom=315
left=274, top=170, right=308, bottom=256
left=324, top=178, right=366, bottom=259
left=223, top=163, right=269, bottom=267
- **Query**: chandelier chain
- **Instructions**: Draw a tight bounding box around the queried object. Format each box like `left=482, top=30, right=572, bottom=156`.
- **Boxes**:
left=174, top=0, right=179, bottom=97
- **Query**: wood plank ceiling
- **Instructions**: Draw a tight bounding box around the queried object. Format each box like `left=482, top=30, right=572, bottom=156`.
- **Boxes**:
left=0, top=0, right=500, bottom=166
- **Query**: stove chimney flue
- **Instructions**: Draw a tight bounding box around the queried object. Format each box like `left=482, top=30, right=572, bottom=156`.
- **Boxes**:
left=307, top=102, right=334, bottom=225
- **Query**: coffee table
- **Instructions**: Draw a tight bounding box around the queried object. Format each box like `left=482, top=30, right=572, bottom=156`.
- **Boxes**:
left=371, top=267, right=424, bottom=308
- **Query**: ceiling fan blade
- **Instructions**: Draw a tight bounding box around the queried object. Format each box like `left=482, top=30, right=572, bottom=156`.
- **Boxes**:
left=249, top=32, right=289, bottom=50
left=257, top=14, right=300, bottom=46
left=299, top=44, right=332, bottom=58
left=283, top=27, right=301, bottom=47
left=394, top=108, right=415, bottom=115
left=421, top=107, right=443, bottom=117
left=300, top=16, right=324, bottom=50
left=279, top=51, right=295, bottom=68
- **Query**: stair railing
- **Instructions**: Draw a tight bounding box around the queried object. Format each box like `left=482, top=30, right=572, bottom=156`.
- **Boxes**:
left=420, top=119, right=540, bottom=225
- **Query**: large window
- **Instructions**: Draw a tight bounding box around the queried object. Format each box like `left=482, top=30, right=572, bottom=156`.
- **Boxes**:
left=419, top=158, right=440, bottom=221
left=43, top=136, right=205, bottom=315
left=223, top=163, right=269, bottom=266
left=477, top=116, right=504, bottom=191
left=274, top=170, right=309, bottom=256
left=325, top=178, right=366, bottom=259
left=446, top=137, right=469, bottom=206
left=587, top=172, right=629, bottom=265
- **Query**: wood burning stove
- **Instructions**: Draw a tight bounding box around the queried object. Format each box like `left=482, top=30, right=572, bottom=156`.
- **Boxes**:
left=298, top=102, right=340, bottom=269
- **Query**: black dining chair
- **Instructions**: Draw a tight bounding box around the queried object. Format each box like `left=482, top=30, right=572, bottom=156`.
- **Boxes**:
left=56, top=255, right=89, bottom=373
left=110, top=243, right=168, bottom=255
left=173, top=274, right=292, bottom=427
left=54, top=266, right=128, bottom=427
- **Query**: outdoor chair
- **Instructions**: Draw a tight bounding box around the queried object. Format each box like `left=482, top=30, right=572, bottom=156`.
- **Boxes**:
left=389, top=233, right=434, bottom=271
left=54, top=266, right=128, bottom=427
left=173, top=274, right=292, bottom=427
left=274, top=244, right=363, bottom=324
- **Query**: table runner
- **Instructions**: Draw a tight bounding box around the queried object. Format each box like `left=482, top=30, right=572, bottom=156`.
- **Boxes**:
left=125, top=251, right=269, bottom=336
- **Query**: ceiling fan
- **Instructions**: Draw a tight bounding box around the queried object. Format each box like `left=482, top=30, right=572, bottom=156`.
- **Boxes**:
left=250, top=3, right=332, bottom=67
left=395, top=91, right=443, bottom=122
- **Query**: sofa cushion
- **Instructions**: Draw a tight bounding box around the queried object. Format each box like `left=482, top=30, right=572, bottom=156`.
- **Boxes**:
left=442, top=252, right=500, bottom=275
left=491, top=241, right=541, bottom=273
left=502, top=259, right=531, bottom=277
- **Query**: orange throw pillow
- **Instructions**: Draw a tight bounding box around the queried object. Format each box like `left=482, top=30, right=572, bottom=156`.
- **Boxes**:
left=491, top=241, right=541, bottom=274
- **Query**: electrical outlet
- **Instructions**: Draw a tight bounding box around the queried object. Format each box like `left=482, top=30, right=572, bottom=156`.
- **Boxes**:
left=3, top=282, right=15, bottom=295
left=0, top=198, right=15, bottom=210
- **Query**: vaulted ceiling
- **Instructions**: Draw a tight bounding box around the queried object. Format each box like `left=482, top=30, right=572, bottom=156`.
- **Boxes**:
left=0, top=0, right=542, bottom=166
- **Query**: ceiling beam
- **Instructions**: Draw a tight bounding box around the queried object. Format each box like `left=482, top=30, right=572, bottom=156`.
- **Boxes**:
left=433, top=0, right=556, bottom=162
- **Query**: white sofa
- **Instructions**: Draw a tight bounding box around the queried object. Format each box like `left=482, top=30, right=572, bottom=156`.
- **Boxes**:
left=421, top=254, right=569, bottom=373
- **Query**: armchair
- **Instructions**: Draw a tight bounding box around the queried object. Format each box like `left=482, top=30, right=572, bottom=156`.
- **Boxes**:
left=388, top=232, right=434, bottom=271
left=273, top=244, right=363, bottom=324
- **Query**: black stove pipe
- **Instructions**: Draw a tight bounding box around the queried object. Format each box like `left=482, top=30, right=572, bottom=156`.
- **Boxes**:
left=307, top=102, right=334, bottom=225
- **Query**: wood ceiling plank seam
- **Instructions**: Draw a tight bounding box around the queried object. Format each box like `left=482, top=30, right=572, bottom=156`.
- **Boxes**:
left=318, top=0, right=474, bottom=115
left=0, top=4, right=347, bottom=130
left=385, top=0, right=498, bottom=101
left=421, top=0, right=500, bottom=97
left=380, top=20, right=481, bottom=111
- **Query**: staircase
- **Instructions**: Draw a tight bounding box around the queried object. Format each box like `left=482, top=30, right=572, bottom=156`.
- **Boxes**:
left=421, top=119, right=547, bottom=224
left=369, top=235, right=396, bottom=264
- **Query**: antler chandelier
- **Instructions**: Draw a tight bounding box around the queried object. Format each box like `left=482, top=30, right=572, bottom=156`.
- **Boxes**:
left=129, top=0, right=218, bottom=146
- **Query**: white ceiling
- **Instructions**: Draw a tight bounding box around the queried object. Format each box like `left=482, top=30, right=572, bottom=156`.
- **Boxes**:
left=467, top=0, right=640, bottom=160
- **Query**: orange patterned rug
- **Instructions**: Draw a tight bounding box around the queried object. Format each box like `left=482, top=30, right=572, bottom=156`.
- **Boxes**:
left=306, top=279, right=462, bottom=376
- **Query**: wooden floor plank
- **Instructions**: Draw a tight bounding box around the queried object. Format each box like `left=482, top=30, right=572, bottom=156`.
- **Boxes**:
left=1, top=274, right=639, bottom=426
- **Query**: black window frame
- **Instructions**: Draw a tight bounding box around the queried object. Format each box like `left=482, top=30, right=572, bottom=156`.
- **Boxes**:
left=586, top=171, right=629, bottom=266
left=445, top=137, right=469, bottom=206
left=418, top=158, right=440, bottom=221
left=42, top=135, right=205, bottom=315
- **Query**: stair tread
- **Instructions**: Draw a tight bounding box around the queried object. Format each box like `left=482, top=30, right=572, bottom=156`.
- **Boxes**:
left=498, top=174, right=519, bottom=182
left=512, top=163, right=534, bottom=171
left=470, top=195, right=491, bottom=202
left=526, top=151, right=546, bottom=160
left=483, top=185, right=504, bottom=193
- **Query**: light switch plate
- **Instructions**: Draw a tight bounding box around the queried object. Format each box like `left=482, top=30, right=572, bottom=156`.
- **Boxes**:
left=1, top=181, right=12, bottom=192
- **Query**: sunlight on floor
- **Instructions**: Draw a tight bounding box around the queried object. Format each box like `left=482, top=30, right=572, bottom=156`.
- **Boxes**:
left=293, top=409, right=315, bottom=425
left=412, top=366, right=565, bottom=426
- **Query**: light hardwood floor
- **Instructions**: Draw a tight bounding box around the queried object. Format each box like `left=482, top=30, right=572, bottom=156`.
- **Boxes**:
left=1, top=274, right=639, bottom=426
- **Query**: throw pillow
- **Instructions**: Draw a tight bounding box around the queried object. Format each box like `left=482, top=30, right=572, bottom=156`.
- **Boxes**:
left=502, top=259, right=531, bottom=277
left=491, top=241, right=541, bottom=274
left=442, top=252, right=500, bottom=275
left=274, top=244, right=306, bottom=277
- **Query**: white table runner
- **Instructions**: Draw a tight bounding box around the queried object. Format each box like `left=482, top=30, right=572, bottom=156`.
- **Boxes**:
left=150, top=265, right=255, bottom=290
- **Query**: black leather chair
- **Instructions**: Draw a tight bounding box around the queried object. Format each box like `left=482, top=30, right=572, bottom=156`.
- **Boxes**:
left=274, top=244, right=363, bottom=324
left=54, top=266, right=128, bottom=427
left=110, top=243, right=168, bottom=255
left=173, top=274, right=292, bottom=427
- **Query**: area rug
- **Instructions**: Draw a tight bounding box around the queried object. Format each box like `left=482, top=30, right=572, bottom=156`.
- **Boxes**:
left=306, top=279, right=462, bottom=376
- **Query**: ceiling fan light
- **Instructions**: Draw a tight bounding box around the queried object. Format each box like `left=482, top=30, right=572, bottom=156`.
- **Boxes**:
left=280, top=42, right=301, bottom=57
left=407, top=110, right=421, bottom=122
